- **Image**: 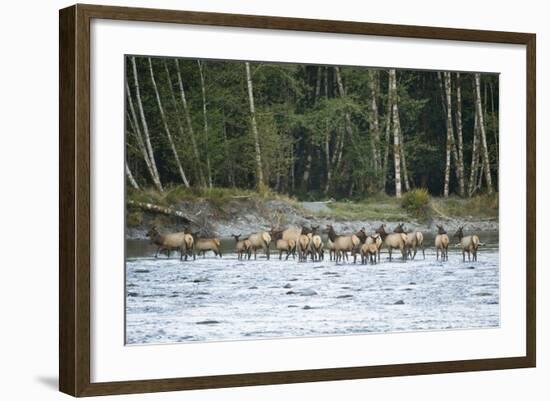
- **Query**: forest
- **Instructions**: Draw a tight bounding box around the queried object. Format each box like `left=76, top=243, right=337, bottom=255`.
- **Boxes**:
left=125, top=56, right=499, bottom=201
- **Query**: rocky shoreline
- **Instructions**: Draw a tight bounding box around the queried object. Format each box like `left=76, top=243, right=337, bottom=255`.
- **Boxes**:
left=126, top=199, right=498, bottom=240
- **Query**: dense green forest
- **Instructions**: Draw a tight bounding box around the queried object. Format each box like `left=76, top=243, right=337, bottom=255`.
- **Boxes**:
left=125, top=56, right=499, bottom=200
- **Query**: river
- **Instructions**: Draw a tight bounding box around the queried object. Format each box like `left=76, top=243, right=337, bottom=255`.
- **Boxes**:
left=125, top=231, right=499, bottom=344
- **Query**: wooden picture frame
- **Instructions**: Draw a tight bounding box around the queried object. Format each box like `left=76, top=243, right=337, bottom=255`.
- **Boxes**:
left=59, top=3, right=536, bottom=397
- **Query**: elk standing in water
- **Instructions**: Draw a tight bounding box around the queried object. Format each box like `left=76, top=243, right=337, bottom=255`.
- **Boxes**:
left=192, top=232, right=222, bottom=258
left=454, top=225, right=484, bottom=262
left=270, top=228, right=296, bottom=260
left=327, top=238, right=336, bottom=261
left=352, top=228, right=368, bottom=263
left=146, top=226, right=193, bottom=261
left=232, top=234, right=251, bottom=260
left=365, top=233, right=383, bottom=263
left=435, top=224, right=449, bottom=261
left=360, top=237, right=379, bottom=265
left=324, top=225, right=360, bottom=263
left=393, top=223, right=424, bottom=260
left=297, top=226, right=312, bottom=262
left=248, top=231, right=272, bottom=260
left=308, top=225, right=324, bottom=261
left=375, top=224, right=406, bottom=261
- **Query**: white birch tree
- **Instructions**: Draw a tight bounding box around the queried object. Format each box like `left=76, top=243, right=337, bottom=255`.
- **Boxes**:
left=148, top=58, right=190, bottom=188
left=130, top=56, right=163, bottom=192
left=245, top=62, right=265, bottom=190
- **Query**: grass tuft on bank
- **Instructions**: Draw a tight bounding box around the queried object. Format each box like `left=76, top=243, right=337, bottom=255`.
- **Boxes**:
left=431, top=193, right=498, bottom=219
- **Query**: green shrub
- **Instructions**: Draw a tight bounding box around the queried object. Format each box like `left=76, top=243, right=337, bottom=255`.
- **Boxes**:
left=401, top=188, right=431, bottom=218
left=126, top=211, right=143, bottom=226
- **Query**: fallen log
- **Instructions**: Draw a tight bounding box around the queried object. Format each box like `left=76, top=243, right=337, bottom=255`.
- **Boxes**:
left=127, top=200, right=197, bottom=225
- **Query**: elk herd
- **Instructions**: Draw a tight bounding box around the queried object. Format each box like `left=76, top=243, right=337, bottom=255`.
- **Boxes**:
left=146, top=223, right=485, bottom=264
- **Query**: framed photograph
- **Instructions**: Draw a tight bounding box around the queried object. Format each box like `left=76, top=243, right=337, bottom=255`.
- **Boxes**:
left=59, top=4, right=536, bottom=397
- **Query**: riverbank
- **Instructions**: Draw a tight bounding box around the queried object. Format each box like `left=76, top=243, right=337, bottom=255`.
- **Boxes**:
left=126, top=187, right=498, bottom=239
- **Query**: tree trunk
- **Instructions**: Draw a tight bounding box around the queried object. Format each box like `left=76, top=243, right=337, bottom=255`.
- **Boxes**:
left=368, top=70, right=381, bottom=175
left=390, top=72, right=410, bottom=191
left=125, top=88, right=156, bottom=186
left=438, top=72, right=460, bottom=186
left=197, top=60, right=213, bottom=188
left=174, top=59, right=206, bottom=187
left=127, top=200, right=197, bottom=225
left=302, top=68, right=322, bottom=190
left=290, top=143, right=295, bottom=192
left=323, top=68, right=332, bottom=194
left=454, top=73, right=466, bottom=197
left=162, top=59, right=196, bottom=186
left=324, top=125, right=331, bottom=194
left=334, top=67, right=358, bottom=152
left=245, top=62, right=265, bottom=190
left=148, top=58, right=190, bottom=188
left=490, top=81, right=499, bottom=165
left=389, top=69, right=402, bottom=198
left=130, top=57, right=163, bottom=192
left=381, top=70, right=392, bottom=192
left=443, top=71, right=453, bottom=197
left=125, top=161, right=140, bottom=190
left=221, top=111, right=235, bottom=188
left=474, top=73, right=494, bottom=194
left=468, top=112, right=480, bottom=196
left=396, top=114, right=411, bottom=191
left=334, top=66, right=368, bottom=172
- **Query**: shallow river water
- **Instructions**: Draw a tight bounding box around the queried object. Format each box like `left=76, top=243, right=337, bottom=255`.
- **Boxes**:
left=125, top=232, right=499, bottom=345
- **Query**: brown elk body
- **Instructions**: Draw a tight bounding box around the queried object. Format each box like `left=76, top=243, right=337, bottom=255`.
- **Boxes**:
left=415, top=231, right=425, bottom=259
left=360, top=240, right=379, bottom=264
left=146, top=226, right=194, bottom=261
left=327, top=238, right=336, bottom=261
left=270, top=229, right=296, bottom=260
left=232, top=234, right=251, bottom=260
left=281, top=227, right=302, bottom=243
left=454, top=226, right=484, bottom=262
left=325, top=225, right=360, bottom=263
left=435, top=225, right=449, bottom=261
left=393, top=223, right=424, bottom=260
left=192, top=233, right=222, bottom=258
left=248, top=231, right=272, bottom=260
left=375, top=224, right=406, bottom=261
left=365, top=233, right=383, bottom=262
left=352, top=228, right=368, bottom=263
left=297, top=233, right=311, bottom=262
left=307, top=225, right=324, bottom=261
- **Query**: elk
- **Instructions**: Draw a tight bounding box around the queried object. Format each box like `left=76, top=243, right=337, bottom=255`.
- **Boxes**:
left=454, top=225, right=484, bottom=262
left=146, top=226, right=193, bottom=261
left=270, top=229, right=296, bottom=260
left=365, top=233, right=382, bottom=263
left=351, top=228, right=368, bottom=263
left=435, top=224, right=449, bottom=261
left=231, top=234, right=251, bottom=260
left=360, top=238, right=379, bottom=265
left=248, top=231, right=272, bottom=260
left=415, top=231, right=425, bottom=259
left=280, top=226, right=302, bottom=243
left=327, top=238, right=336, bottom=261
left=375, top=224, right=406, bottom=261
left=308, top=225, right=324, bottom=261
left=297, top=226, right=311, bottom=262
left=192, top=232, right=222, bottom=258
left=393, top=223, right=424, bottom=260
left=324, top=225, right=360, bottom=263
left=181, top=229, right=195, bottom=261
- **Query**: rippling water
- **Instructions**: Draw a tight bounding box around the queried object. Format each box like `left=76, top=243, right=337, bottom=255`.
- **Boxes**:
left=126, top=235, right=499, bottom=344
